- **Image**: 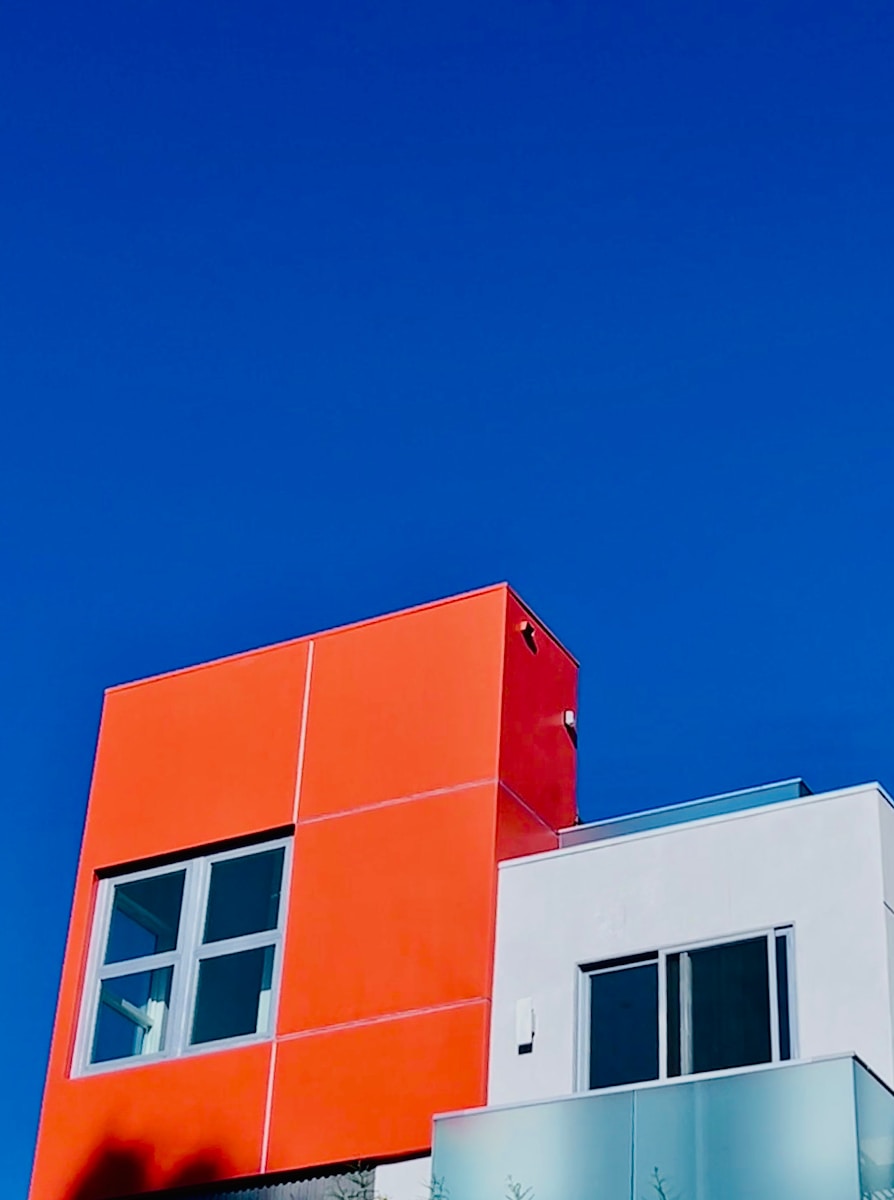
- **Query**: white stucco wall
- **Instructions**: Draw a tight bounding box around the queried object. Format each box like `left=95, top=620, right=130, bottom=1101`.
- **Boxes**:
left=488, top=784, right=894, bottom=1105
left=374, top=1157, right=432, bottom=1200
left=877, top=794, right=894, bottom=1077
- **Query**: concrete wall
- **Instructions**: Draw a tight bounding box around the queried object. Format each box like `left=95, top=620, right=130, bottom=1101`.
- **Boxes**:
left=488, top=784, right=894, bottom=1105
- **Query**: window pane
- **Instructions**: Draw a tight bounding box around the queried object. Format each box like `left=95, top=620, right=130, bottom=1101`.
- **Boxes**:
left=776, top=933, right=792, bottom=1060
left=689, top=937, right=771, bottom=1074
left=190, top=946, right=274, bottom=1044
left=203, top=848, right=285, bottom=944
left=666, top=953, right=681, bottom=1077
left=105, top=870, right=185, bottom=964
left=91, top=967, right=173, bottom=1063
left=589, top=963, right=659, bottom=1089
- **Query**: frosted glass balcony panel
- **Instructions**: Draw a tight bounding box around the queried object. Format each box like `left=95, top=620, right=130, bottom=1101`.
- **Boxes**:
left=855, top=1062, right=894, bottom=1198
left=433, top=1057, right=883, bottom=1200
left=634, top=1058, right=858, bottom=1200
left=431, top=1090, right=632, bottom=1200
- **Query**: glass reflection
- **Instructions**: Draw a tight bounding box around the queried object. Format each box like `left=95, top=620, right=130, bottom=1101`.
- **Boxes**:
left=92, top=967, right=173, bottom=1063
left=191, top=946, right=274, bottom=1044
left=105, top=870, right=185, bottom=964
left=203, top=848, right=284, bottom=944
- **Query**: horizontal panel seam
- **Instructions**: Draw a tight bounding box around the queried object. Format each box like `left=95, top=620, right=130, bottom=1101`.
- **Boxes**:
left=298, top=779, right=499, bottom=824
left=275, top=997, right=490, bottom=1043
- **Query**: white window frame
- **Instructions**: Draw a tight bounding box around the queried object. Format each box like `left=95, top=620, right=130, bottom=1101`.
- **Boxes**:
left=575, top=926, right=797, bottom=1092
left=73, top=835, right=293, bottom=1076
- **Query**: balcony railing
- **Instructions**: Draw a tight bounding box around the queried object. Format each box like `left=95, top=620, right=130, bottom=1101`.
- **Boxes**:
left=432, top=1056, right=894, bottom=1200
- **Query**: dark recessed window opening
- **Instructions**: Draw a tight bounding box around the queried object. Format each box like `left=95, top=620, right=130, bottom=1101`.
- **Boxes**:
left=589, top=961, right=659, bottom=1089
left=584, top=929, right=793, bottom=1091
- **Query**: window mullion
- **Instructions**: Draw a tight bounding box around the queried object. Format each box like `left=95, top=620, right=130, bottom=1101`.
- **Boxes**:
left=657, top=949, right=668, bottom=1079
left=197, top=930, right=279, bottom=960
left=96, top=950, right=179, bottom=980
left=679, top=951, right=693, bottom=1075
left=170, top=859, right=206, bottom=1056
left=575, top=969, right=588, bottom=1091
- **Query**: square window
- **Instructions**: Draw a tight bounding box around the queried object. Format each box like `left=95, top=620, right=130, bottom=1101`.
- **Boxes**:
left=77, top=838, right=290, bottom=1073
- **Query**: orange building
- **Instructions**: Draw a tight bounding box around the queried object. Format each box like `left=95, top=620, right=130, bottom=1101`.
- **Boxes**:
left=30, top=584, right=578, bottom=1200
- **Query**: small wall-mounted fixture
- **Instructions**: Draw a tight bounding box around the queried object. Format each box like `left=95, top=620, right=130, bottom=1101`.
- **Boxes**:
left=518, top=619, right=538, bottom=654
left=563, top=708, right=577, bottom=748
left=516, top=997, right=535, bottom=1054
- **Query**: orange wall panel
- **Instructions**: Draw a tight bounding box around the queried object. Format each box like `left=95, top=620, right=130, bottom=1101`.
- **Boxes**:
left=31, top=1043, right=271, bottom=1200
left=279, top=786, right=499, bottom=1034
left=31, top=586, right=580, bottom=1200
left=40, top=867, right=99, bottom=1105
left=266, top=1003, right=490, bottom=1171
left=84, top=641, right=309, bottom=867
left=298, top=590, right=506, bottom=820
left=499, top=593, right=577, bottom=830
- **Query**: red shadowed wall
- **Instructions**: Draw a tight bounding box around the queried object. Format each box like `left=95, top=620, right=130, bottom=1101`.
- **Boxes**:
left=29, top=585, right=578, bottom=1200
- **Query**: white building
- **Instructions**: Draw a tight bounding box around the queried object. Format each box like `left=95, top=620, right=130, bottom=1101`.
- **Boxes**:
left=432, top=779, right=894, bottom=1200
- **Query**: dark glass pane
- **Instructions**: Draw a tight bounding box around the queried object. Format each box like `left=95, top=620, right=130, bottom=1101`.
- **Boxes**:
left=203, top=848, right=285, bottom=944
left=589, top=963, right=659, bottom=1089
left=105, top=871, right=185, bottom=964
left=666, top=953, right=681, bottom=1077
left=776, top=934, right=792, bottom=1060
left=191, top=946, right=274, bottom=1044
left=689, top=937, right=771, bottom=1074
left=91, top=967, right=173, bottom=1063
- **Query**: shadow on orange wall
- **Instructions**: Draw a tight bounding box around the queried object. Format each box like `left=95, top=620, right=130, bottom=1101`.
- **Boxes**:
left=64, top=1139, right=237, bottom=1200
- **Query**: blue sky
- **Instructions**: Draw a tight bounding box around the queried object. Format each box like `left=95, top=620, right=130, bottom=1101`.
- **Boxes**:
left=3, top=1, right=894, bottom=1191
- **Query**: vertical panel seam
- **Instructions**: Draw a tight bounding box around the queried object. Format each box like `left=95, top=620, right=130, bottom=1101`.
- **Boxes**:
left=293, top=640, right=315, bottom=824
left=299, top=778, right=498, bottom=825
left=260, top=1038, right=278, bottom=1172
